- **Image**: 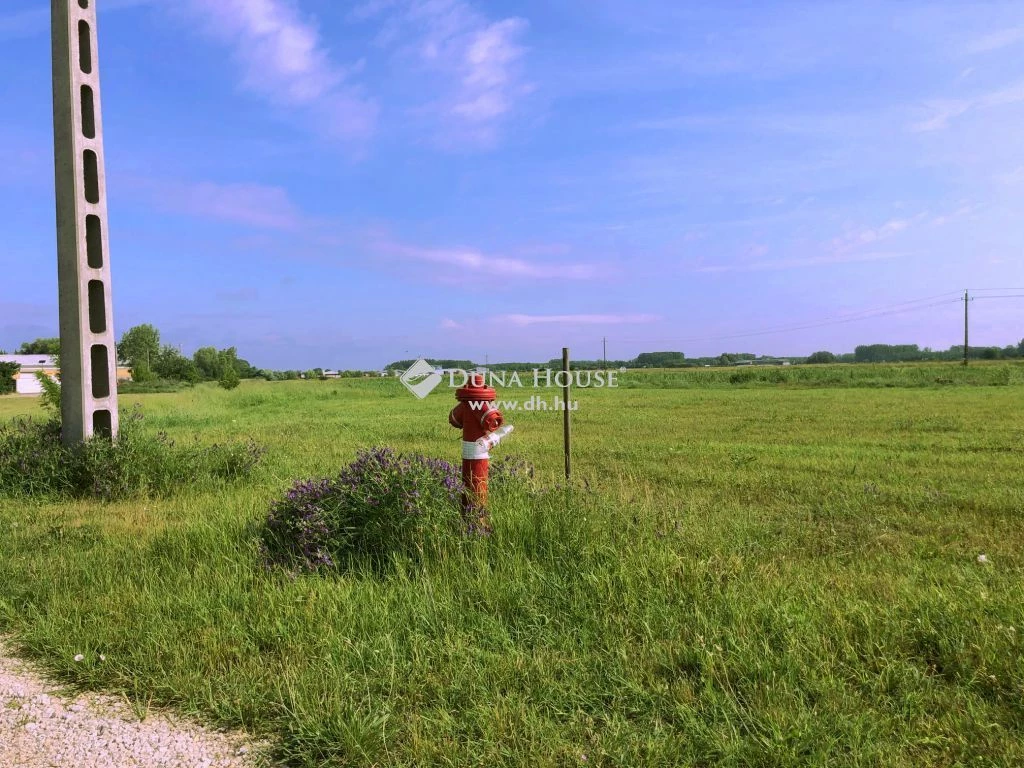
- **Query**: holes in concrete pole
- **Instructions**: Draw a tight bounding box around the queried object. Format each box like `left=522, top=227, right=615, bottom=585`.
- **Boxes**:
left=86, top=215, right=103, bottom=268
left=78, top=21, right=92, bottom=74
left=79, top=1, right=90, bottom=9
left=93, top=410, right=112, bottom=439
left=83, top=150, right=99, bottom=204
left=87, top=280, right=106, bottom=334
left=81, top=85, right=95, bottom=139
left=90, top=344, right=110, bottom=399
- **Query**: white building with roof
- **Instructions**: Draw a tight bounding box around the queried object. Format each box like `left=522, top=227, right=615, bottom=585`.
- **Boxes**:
left=0, top=355, right=59, bottom=395
left=0, top=354, right=132, bottom=395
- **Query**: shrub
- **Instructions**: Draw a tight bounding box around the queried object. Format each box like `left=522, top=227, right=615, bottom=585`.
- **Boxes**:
left=35, top=371, right=62, bottom=414
left=260, top=447, right=495, bottom=573
left=0, top=361, right=19, bottom=394
left=0, top=406, right=263, bottom=500
left=118, top=378, right=193, bottom=394
left=805, top=351, right=837, bottom=364
left=219, top=366, right=241, bottom=390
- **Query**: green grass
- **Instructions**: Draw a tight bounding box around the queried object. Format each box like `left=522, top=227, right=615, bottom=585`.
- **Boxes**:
left=1, top=364, right=1022, bottom=766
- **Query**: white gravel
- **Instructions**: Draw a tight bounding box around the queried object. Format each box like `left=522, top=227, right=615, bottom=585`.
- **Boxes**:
left=1, top=640, right=269, bottom=768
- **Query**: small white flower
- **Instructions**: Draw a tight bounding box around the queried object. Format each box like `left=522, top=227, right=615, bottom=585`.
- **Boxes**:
left=98, top=654, right=106, bottom=662
left=977, top=554, right=989, bottom=564
left=73, top=654, right=84, bottom=662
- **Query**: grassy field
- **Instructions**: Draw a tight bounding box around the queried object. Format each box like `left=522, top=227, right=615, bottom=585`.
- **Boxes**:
left=1, top=363, right=1022, bottom=766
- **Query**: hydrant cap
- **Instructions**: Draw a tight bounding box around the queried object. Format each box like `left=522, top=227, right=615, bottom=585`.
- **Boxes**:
left=456, top=372, right=496, bottom=402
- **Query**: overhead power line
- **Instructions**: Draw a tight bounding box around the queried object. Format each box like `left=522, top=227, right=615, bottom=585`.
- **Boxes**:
left=614, top=292, right=964, bottom=345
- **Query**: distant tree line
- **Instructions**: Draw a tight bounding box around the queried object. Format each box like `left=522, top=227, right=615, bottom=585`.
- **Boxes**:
left=385, top=359, right=476, bottom=371
left=261, top=369, right=373, bottom=381
left=8, top=331, right=1022, bottom=397
left=114, top=324, right=256, bottom=389
left=384, top=338, right=1024, bottom=371
left=850, top=342, right=1024, bottom=362
left=11, top=338, right=61, bottom=355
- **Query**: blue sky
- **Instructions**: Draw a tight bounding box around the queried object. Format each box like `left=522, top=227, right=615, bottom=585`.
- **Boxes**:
left=2, top=0, right=1022, bottom=369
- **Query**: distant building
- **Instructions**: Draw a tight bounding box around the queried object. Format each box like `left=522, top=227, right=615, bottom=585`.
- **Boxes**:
left=322, top=370, right=341, bottom=379
left=0, top=354, right=132, bottom=395
left=1, top=355, right=60, bottom=394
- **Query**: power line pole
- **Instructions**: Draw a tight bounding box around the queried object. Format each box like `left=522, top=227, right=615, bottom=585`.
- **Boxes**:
left=962, top=289, right=971, bottom=366
left=52, top=0, right=120, bottom=443
left=602, top=336, right=607, bottom=370
left=562, top=347, right=571, bottom=481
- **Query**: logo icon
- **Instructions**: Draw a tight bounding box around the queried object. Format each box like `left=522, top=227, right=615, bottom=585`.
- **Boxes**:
left=400, top=358, right=443, bottom=399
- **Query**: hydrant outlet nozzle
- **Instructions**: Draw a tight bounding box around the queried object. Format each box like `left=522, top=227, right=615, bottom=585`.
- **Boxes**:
left=476, top=424, right=514, bottom=452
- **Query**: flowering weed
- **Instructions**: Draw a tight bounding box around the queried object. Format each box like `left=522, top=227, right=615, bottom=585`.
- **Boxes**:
left=261, top=447, right=491, bottom=572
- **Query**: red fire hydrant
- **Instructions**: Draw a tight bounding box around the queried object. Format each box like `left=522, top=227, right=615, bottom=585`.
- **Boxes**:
left=449, top=373, right=513, bottom=523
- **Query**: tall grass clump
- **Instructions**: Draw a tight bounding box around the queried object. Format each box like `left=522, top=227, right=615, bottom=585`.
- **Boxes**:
left=117, top=378, right=194, bottom=394
left=259, top=448, right=535, bottom=572
left=0, top=404, right=263, bottom=500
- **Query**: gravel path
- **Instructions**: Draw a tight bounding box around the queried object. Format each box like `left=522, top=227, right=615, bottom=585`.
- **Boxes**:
left=1, top=640, right=268, bottom=768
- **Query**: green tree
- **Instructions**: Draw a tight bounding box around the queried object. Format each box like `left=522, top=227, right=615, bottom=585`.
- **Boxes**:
left=0, top=361, right=20, bottom=394
left=219, top=365, right=240, bottom=390
left=219, top=347, right=240, bottom=377
left=854, top=344, right=923, bottom=363
left=18, top=337, right=60, bottom=355
left=805, top=351, right=836, bottom=364
left=235, top=356, right=260, bottom=379
left=193, top=346, right=222, bottom=380
left=634, top=351, right=686, bottom=368
left=153, top=345, right=200, bottom=383
left=117, top=324, right=161, bottom=378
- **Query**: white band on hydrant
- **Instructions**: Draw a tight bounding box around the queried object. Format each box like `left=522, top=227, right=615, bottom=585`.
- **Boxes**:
left=462, top=425, right=514, bottom=460
left=462, top=440, right=489, bottom=460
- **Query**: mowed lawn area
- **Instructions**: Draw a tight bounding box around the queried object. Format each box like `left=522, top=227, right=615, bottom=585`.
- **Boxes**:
left=1, top=365, right=1022, bottom=766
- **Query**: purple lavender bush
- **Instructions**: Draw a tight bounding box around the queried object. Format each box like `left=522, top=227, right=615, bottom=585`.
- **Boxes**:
left=260, top=447, right=474, bottom=572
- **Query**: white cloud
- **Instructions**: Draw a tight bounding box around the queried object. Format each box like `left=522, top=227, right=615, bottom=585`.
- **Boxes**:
left=964, top=26, right=1024, bottom=54
left=499, top=314, right=657, bottom=326
left=183, top=0, right=377, bottom=140
left=996, top=166, right=1024, bottom=186
left=910, top=99, right=972, bottom=132
left=693, top=251, right=902, bottom=274
left=130, top=177, right=306, bottom=229
left=911, top=81, right=1024, bottom=132
left=452, top=17, right=529, bottom=122
left=693, top=210, right=939, bottom=274
left=357, top=0, right=530, bottom=144
left=378, top=241, right=597, bottom=280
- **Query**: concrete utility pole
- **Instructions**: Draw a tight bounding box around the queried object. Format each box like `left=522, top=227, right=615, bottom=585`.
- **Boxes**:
left=51, top=0, right=119, bottom=443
